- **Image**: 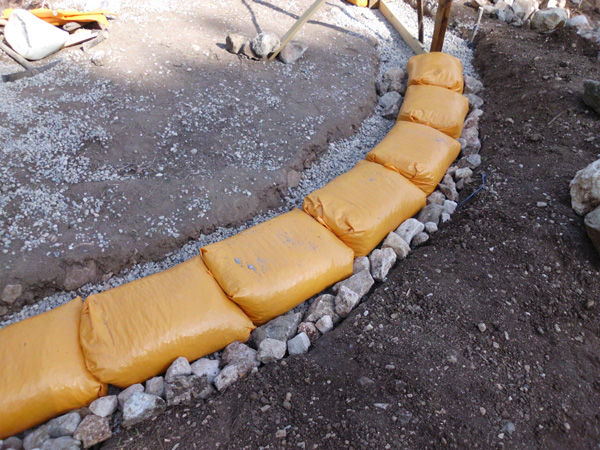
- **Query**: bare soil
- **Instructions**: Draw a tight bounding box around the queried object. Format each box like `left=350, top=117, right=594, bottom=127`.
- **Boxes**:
left=101, top=7, right=600, bottom=450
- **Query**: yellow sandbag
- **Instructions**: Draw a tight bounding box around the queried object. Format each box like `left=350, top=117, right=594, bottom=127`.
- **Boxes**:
left=398, top=85, right=469, bottom=139
left=201, top=209, right=354, bottom=325
left=366, top=121, right=461, bottom=195
left=0, top=298, right=107, bottom=439
left=346, top=0, right=369, bottom=6
left=303, top=161, right=426, bottom=257
left=79, top=256, right=255, bottom=387
left=2, top=8, right=113, bottom=26
left=407, top=52, right=464, bottom=93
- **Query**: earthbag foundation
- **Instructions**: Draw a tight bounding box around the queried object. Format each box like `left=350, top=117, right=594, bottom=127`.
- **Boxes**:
left=79, top=256, right=255, bottom=388
left=406, top=52, right=465, bottom=93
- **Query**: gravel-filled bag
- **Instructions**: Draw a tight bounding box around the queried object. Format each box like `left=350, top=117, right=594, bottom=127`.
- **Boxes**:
left=366, top=121, right=461, bottom=195
left=201, top=209, right=354, bottom=325
left=407, top=52, right=464, bottom=93
left=0, top=298, right=107, bottom=439
left=303, top=161, right=426, bottom=257
left=398, top=85, right=470, bottom=138
left=80, top=256, right=255, bottom=387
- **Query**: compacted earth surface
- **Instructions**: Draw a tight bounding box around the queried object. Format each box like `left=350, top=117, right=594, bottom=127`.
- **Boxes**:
left=99, top=6, right=600, bottom=450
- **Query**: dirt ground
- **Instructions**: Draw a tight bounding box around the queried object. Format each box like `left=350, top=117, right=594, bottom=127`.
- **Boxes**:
left=99, top=4, right=600, bottom=450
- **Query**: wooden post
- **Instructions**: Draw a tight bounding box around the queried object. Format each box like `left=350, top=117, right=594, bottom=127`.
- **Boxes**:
left=416, top=0, right=424, bottom=43
left=269, top=0, right=328, bottom=61
left=430, top=0, right=452, bottom=52
left=379, top=0, right=427, bottom=55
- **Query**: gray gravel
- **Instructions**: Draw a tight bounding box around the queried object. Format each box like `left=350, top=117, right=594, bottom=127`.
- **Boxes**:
left=0, top=1, right=477, bottom=328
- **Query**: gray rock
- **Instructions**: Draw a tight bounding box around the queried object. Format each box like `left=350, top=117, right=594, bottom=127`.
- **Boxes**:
left=190, top=359, right=220, bottom=383
left=463, top=109, right=482, bottom=129
left=583, top=80, right=600, bottom=115
left=443, top=200, right=458, bottom=215
left=457, top=137, right=467, bottom=151
left=48, top=412, right=81, bottom=437
left=382, top=232, right=410, bottom=259
left=424, top=222, right=438, bottom=234
left=411, top=232, right=430, bottom=247
left=531, top=8, right=568, bottom=32
left=91, top=50, right=106, bottom=66
left=502, top=422, right=516, bottom=434
left=117, top=383, right=144, bottom=409
left=1, top=284, right=22, bottom=304
left=165, top=356, right=192, bottom=382
left=566, top=15, right=592, bottom=32
left=427, top=190, right=446, bottom=205
left=439, top=174, right=460, bottom=201
left=145, top=376, right=165, bottom=398
left=304, top=294, right=339, bottom=323
left=334, top=286, right=361, bottom=318
left=63, top=260, right=97, bottom=291
left=122, top=392, right=167, bottom=428
left=213, top=361, right=256, bottom=392
left=570, top=159, right=600, bottom=215
left=539, top=0, right=566, bottom=8
left=461, top=127, right=481, bottom=155
left=376, top=80, right=390, bottom=95
left=369, top=248, right=397, bottom=282
left=315, top=315, right=333, bottom=334
left=383, top=67, right=405, bottom=85
left=257, top=338, right=287, bottom=363
left=441, top=212, right=451, bottom=223
left=251, top=312, right=302, bottom=346
left=226, top=34, right=247, bottom=54
left=458, top=154, right=482, bottom=169
left=353, top=256, right=370, bottom=274
left=4, top=437, right=23, bottom=450
left=463, top=75, right=484, bottom=95
left=287, top=170, right=301, bottom=188
left=240, top=41, right=259, bottom=60
left=585, top=206, right=600, bottom=255
left=455, top=167, right=473, bottom=180
left=278, top=41, right=308, bottom=64
left=395, top=218, right=424, bottom=244
left=417, top=204, right=445, bottom=226
left=164, top=374, right=215, bottom=406
left=24, top=425, right=50, bottom=450
left=40, top=437, right=81, bottom=450
left=72, top=415, right=111, bottom=448
left=287, top=332, right=310, bottom=355
left=222, top=341, right=259, bottom=367
left=332, top=269, right=374, bottom=298
left=251, top=32, right=280, bottom=58
left=298, top=322, right=320, bottom=343
left=465, top=93, right=484, bottom=110
left=89, top=396, right=118, bottom=418
left=512, top=0, right=537, bottom=19
left=379, top=91, right=402, bottom=120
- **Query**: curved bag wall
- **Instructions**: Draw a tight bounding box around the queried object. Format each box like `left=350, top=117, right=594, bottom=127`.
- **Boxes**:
left=406, top=52, right=465, bottom=93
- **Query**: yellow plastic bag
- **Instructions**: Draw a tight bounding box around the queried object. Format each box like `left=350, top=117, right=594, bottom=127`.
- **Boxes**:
left=407, top=52, right=464, bottom=93
left=398, top=85, right=469, bottom=139
left=79, top=256, right=255, bottom=387
left=0, top=298, right=107, bottom=439
left=201, top=209, right=354, bottom=325
left=366, top=121, right=461, bottom=195
left=345, top=0, right=369, bottom=6
left=2, top=8, right=113, bottom=26
left=303, top=161, right=426, bottom=257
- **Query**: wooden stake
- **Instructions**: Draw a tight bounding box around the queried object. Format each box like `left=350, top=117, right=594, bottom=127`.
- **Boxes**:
left=417, top=0, right=424, bottom=43
left=269, top=0, right=328, bottom=61
left=380, top=0, right=427, bottom=55
left=430, top=0, right=452, bottom=52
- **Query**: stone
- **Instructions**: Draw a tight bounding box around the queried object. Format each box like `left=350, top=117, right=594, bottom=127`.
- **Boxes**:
left=213, top=360, right=256, bottom=392
left=461, top=127, right=481, bottom=155
left=439, top=174, right=460, bottom=201
left=369, top=248, right=397, bottom=282
left=304, top=294, right=339, bottom=323
left=190, top=359, right=220, bottom=383
left=424, top=222, right=438, bottom=234
left=463, top=75, right=484, bottom=95
left=566, top=15, right=592, bottom=32
left=458, top=154, right=482, bottom=169
left=251, top=32, right=280, bottom=58
left=72, top=415, right=111, bottom=448
left=90, top=50, right=106, bottom=66
left=539, top=0, right=566, bottom=8
left=24, top=425, right=50, bottom=450
left=278, top=41, right=308, bottom=64
left=222, top=341, right=259, bottom=367
left=315, top=315, right=334, bottom=334
left=411, top=232, right=430, bottom=247
left=165, top=356, right=192, bottom=382
left=376, top=80, right=390, bottom=95
left=165, top=374, right=215, bottom=406
left=334, top=285, right=361, bottom=318
left=570, top=159, right=600, bottom=215
left=441, top=212, right=451, bottom=223
left=226, top=34, right=247, bottom=54
left=465, top=93, right=484, bottom=110
left=240, top=41, right=259, bottom=60
left=40, top=437, right=81, bottom=450
left=48, top=412, right=81, bottom=437
left=298, top=322, right=320, bottom=343
left=145, top=376, right=165, bottom=398
left=332, top=269, right=374, bottom=298
left=63, top=260, right=97, bottom=291
left=89, top=395, right=118, bottom=418
left=1, top=284, right=22, bottom=304
left=382, top=232, right=410, bottom=259
left=388, top=80, right=406, bottom=96
left=531, top=8, right=568, bottom=32
left=457, top=138, right=467, bottom=151
left=117, top=383, right=144, bottom=409
left=287, top=170, right=301, bottom=188
left=287, top=332, right=310, bottom=355
left=427, top=191, right=446, bottom=205
left=512, top=0, right=537, bottom=19
left=443, top=200, right=458, bottom=215
left=463, top=110, right=481, bottom=129
left=379, top=91, right=402, bottom=120
left=353, top=256, right=370, bottom=274
left=395, top=218, right=425, bottom=244
left=417, top=204, right=444, bottom=226
left=478, top=322, right=487, bottom=332
left=4, top=437, right=23, bottom=450
left=383, top=67, right=405, bottom=85
left=583, top=80, right=600, bottom=115
left=584, top=206, right=600, bottom=255
left=0, top=305, right=7, bottom=316
left=455, top=167, right=473, bottom=180
left=257, top=338, right=287, bottom=363
left=251, top=312, right=302, bottom=346
left=122, top=392, right=167, bottom=428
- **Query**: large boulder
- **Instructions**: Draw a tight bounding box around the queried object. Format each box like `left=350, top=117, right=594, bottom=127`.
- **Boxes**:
left=570, top=159, right=600, bottom=216
left=531, top=8, right=569, bottom=32
left=583, top=80, right=600, bottom=115
left=584, top=207, right=600, bottom=255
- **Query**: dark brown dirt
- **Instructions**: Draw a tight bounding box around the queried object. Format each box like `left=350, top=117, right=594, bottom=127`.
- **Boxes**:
left=100, top=8, right=600, bottom=450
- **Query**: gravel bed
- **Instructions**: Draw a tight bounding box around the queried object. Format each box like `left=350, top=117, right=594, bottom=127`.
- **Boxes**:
left=0, top=1, right=476, bottom=328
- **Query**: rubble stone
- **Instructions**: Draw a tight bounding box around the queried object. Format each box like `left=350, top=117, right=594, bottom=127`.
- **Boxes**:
left=279, top=41, right=308, bottom=64
left=222, top=341, right=259, bottom=367
left=379, top=91, right=402, bottom=120
left=257, top=338, right=287, bottom=363
left=334, top=286, right=361, bottom=318
left=48, top=412, right=81, bottom=437
left=251, top=312, right=303, bottom=346
left=443, top=200, right=458, bottom=215
left=585, top=206, right=600, bottom=255
left=353, top=256, right=370, bottom=274
left=4, top=437, right=23, bottom=450
left=122, top=392, right=167, bottom=428
left=213, top=361, right=256, bottom=392
left=191, top=359, right=220, bottom=383
left=287, top=332, right=311, bottom=355
left=298, top=322, right=320, bottom=343
left=465, top=93, right=484, bottom=110
left=251, top=32, right=280, bottom=58
left=427, top=191, right=446, bottom=205
left=412, top=232, right=430, bottom=247
left=315, top=315, right=334, bottom=334
left=439, top=174, right=460, bottom=201
left=40, top=436, right=81, bottom=450
left=369, top=248, right=397, bottom=282
left=24, top=424, right=50, bottom=450
left=89, top=396, right=117, bottom=418
left=117, top=383, right=144, bottom=409
left=1, top=284, right=22, bottom=304
left=424, top=222, right=438, bottom=234
left=395, top=218, right=424, bottom=244
left=382, top=232, right=410, bottom=259
left=570, top=158, right=600, bottom=215
left=72, top=415, right=111, bottom=447
left=463, top=75, right=484, bottom=95
left=165, top=356, right=192, bottom=382
left=332, top=269, right=374, bottom=298
left=304, top=294, right=339, bottom=323
left=417, top=204, right=444, bottom=226
left=165, top=374, right=215, bottom=406
left=226, top=34, right=247, bottom=54
left=531, top=8, right=569, bottom=32
left=145, top=376, right=165, bottom=398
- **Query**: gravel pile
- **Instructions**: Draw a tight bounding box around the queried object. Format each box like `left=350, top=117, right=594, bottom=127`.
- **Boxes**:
left=0, top=1, right=477, bottom=329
